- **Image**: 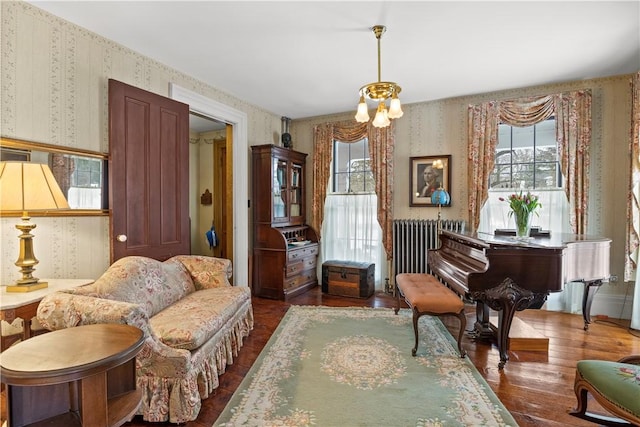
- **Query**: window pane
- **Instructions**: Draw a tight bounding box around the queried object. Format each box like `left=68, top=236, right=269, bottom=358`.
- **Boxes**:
left=512, top=126, right=533, bottom=149
left=535, top=119, right=556, bottom=148
left=497, top=124, right=511, bottom=150
left=350, top=139, right=368, bottom=161
left=348, top=171, right=367, bottom=192
left=495, top=149, right=512, bottom=164
left=334, top=172, right=349, bottom=193
left=535, top=162, right=560, bottom=188
left=490, top=164, right=513, bottom=188
left=513, top=163, right=534, bottom=188
left=334, top=143, right=350, bottom=173
left=332, top=139, right=374, bottom=194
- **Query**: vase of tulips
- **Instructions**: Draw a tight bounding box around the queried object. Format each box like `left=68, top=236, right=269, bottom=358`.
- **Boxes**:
left=499, top=191, right=542, bottom=239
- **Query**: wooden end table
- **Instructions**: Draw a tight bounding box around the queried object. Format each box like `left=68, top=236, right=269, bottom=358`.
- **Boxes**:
left=0, top=323, right=144, bottom=427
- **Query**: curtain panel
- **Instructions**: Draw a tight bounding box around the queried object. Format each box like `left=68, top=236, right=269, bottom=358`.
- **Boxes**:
left=312, top=120, right=395, bottom=260
left=467, top=90, right=592, bottom=234
left=625, top=72, right=640, bottom=330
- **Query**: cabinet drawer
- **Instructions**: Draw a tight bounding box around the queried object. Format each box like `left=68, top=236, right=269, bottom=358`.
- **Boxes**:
left=284, top=269, right=317, bottom=290
left=285, top=257, right=317, bottom=278
left=288, top=244, right=318, bottom=262
left=285, top=261, right=303, bottom=277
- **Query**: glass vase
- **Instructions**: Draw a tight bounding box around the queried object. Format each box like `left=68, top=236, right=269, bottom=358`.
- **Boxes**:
left=514, top=210, right=532, bottom=239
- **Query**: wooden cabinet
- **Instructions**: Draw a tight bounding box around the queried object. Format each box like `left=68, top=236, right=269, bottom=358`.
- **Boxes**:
left=251, top=144, right=319, bottom=300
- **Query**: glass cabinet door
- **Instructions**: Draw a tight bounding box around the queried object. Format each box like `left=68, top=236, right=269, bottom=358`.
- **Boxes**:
left=290, top=163, right=302, bottom=218
left=273, top=158, right=287, bottom=219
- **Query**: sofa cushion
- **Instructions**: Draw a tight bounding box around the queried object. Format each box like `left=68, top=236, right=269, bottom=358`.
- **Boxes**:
left=149, top=286, right=251, bottom=351
left=73, top=256, right=196, bottom=317
left=170, top=255, right=232, bottom=290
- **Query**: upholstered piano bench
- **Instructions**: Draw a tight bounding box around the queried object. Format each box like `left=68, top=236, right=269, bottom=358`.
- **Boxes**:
left=394, top=273, right=467, bottom=358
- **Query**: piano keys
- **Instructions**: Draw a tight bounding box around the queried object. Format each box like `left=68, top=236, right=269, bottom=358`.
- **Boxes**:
left=428, top=230, right=611, bottom=369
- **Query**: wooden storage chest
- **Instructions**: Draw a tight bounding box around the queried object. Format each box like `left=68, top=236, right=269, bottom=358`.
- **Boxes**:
left=322, top=260, right=374, bottom=298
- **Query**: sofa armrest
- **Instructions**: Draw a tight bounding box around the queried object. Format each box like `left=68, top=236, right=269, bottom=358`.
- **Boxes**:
left=37, top=292, right=149, bottom=331
left=37, top=292, right=193, bottom=375
left=170, top=255, right=233, bottom=289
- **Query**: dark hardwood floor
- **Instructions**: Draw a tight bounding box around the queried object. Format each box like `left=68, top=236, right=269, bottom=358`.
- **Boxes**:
left=2, top=287, right=639, bottom=426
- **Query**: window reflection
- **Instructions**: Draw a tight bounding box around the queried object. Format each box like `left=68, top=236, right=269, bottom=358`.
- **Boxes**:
left=0, top=137, right=108, bottom=215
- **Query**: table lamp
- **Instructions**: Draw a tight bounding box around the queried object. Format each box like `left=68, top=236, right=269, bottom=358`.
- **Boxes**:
left=431, top=187, right=450, bottom=221
left=0, top=162, right=70, bottom=292
left=431, top=187, right=450, bottom=246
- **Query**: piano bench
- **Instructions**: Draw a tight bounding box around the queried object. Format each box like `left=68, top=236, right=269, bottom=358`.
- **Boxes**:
left=394, top=273, right=467, bottom=358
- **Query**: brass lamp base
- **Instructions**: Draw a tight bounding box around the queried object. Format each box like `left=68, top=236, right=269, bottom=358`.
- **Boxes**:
left=8, top=212, right=48, bottom=293
left=6, top=281, right=48, bottom=293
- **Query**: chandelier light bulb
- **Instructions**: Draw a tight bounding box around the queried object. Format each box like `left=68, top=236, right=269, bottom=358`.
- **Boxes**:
left=372, top=102, right=390, bottom=128
left=387, top=92, right=403, bottom=119
left=355, top=95, right=370, bottom=123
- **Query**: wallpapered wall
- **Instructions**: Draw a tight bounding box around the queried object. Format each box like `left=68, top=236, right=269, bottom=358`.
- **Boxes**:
left=0, top=1, right=281, bottom=284
left=1, top=2, right=635, bottom=317
left=292, top=74, right=635, bottom=317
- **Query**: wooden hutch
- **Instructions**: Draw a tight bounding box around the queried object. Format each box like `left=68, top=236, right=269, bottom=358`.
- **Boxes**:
left=251, top=144, right=319, bottom=300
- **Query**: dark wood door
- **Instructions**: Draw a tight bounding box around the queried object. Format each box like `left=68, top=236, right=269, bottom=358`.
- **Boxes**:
left=109, top=79, right=190, bottom=262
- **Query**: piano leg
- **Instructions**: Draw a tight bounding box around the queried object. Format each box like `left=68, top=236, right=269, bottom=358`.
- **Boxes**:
left=471, top=278, right=538, bottom=369
left=581, top=279, right=604, bottom=331
left=473, top=302, right=495, bottom=339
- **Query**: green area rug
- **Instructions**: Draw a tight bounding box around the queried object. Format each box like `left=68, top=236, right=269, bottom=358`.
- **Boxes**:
left=214, top=305, right=518, bottom=427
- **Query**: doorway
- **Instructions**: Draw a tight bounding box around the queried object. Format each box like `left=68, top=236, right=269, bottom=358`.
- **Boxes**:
left=170, top=83, right=249, bottom=287
left=188, top=112, right=233, bottom=263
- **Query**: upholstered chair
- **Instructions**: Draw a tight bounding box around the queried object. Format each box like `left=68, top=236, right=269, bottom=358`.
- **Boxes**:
left=570, top=355, right=640, bottom=425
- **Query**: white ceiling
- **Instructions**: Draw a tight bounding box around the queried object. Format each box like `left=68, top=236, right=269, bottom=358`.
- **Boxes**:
left=28, top=1, right=640, bottom=123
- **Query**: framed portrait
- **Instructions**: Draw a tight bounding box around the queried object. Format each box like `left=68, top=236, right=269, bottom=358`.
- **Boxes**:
left=409, top=155, right=451, bottom=207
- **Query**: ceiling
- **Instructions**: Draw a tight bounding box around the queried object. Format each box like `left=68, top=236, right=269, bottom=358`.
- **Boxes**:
left=28, top=1, right=640, bottom=124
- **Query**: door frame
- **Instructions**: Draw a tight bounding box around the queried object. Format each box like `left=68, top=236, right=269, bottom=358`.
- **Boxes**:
left=170, top=83, right=248, bottom=288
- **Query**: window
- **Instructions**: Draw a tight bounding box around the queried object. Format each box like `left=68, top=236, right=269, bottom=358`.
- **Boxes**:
left=67, top=155, right=104, bottom=209
left=331, top=139, right=375, bottom=193
left=490, top=118, right=561, bottom=189
left=71, top=156, right=103, bottom=188
left=479, top=117, right=571, bottom=236
left=320, top=138, right=385, bottom=289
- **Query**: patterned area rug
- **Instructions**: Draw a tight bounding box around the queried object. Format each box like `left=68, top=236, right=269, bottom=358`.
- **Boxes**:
left=214, top=305, right=518, bottom=427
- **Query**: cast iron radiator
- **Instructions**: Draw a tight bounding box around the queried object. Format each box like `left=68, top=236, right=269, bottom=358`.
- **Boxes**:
left=392, top=219, right=466, bottom=276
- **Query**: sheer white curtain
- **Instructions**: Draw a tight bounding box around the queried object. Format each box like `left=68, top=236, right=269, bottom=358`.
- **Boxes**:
left=478, top=189, right=570, bottom=235
left=320, top=193, right=387, bottom=289
left=479, top=189, right=584, bottom=312
left=626, top=72, right=640, bottom=331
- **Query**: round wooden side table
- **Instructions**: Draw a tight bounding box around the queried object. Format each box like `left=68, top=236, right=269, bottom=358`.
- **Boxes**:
left=1, top=323, right=144, bottom=427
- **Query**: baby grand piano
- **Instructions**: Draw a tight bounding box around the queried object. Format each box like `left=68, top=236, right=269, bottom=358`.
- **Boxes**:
left=428, top=230, right=611, bottom=369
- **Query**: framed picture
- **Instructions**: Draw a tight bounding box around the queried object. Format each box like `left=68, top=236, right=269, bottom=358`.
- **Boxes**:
left=409, top=155, right=451, bottom=207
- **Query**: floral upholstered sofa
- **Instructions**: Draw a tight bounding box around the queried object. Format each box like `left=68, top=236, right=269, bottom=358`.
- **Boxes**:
left=36, top=255, right=253, bottom=424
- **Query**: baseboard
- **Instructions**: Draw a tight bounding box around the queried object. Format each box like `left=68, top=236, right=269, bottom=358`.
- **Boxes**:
left=545, top=283, right=635, bottom=320
left=590, top=293, right=634, bottom=320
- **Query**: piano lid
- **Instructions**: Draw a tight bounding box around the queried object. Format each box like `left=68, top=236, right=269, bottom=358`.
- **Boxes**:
left=440, top=229, right=611, bottom=284
left=446, top=230, right=611, bottom=250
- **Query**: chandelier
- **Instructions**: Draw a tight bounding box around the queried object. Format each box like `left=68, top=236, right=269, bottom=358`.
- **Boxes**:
left=355, top=25, right=403, bottom=128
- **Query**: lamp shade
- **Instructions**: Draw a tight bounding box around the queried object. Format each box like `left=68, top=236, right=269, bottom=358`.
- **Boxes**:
left=431, top=188, right=450, bottom=206
left=0, top=162, right=70, bottom=211
left=355, top=95, right=370, bottom=123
